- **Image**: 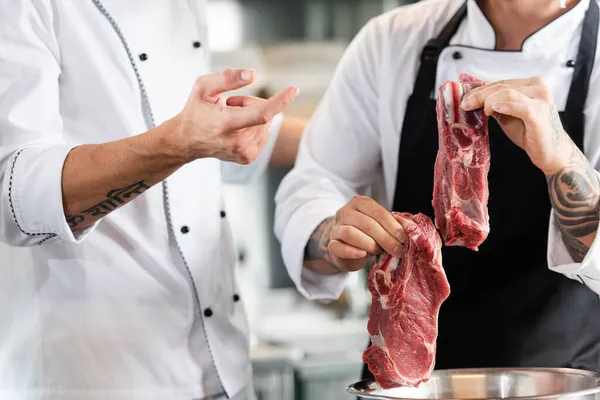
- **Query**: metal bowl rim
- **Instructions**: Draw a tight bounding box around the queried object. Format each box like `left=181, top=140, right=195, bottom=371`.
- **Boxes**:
left=346, top=367, right=600, bottom=400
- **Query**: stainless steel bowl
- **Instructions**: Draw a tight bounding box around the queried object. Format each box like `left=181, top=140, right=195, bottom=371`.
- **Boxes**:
left=347, top=368, right=600, bottom=399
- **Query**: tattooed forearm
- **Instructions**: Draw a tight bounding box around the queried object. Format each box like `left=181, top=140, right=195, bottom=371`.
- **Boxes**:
left=66, top=181, right=149, bottom=231
left=303, top=216, right=340, bottom=274
left=304, top=216, right=334, bottom=261
left=547, top=141, right=600, bottom=262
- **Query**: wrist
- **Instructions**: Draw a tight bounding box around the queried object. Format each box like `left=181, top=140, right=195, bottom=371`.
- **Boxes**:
left=540, top=134, right=574, bottom=176
left=144, top=114, right=196, bottom=165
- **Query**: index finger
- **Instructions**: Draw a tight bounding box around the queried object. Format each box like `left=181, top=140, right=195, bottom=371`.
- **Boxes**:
left=355, top=200, right=406, bottom=244
left=225, top=86, right=299, bottom=131
left=194, top=69, right=255, bottom=101
left=468, top=77, right=538, bottom=96
left=461, top=81, right=539, bottom=111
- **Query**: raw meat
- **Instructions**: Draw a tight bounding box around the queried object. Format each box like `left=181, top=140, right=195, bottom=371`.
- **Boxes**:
left=432, top=73, right=491, bottom=251
left=363, top=212, right=450, bottom=389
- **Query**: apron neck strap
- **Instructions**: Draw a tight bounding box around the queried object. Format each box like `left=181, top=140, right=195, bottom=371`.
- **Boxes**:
left=410, top=2, right=467, bottom=102
left=565, top=0, right=599, bottom=117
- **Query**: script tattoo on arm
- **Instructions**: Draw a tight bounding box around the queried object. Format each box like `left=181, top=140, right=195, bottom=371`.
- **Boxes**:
left=547, top=138, right=600, bottom=263
left=65, top=181, right=150, bottom=232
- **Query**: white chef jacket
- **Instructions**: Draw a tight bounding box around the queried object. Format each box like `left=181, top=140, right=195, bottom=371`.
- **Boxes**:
left=275, top=0, right=600, bottom=301
left=0, top=1, right=283, bottom=399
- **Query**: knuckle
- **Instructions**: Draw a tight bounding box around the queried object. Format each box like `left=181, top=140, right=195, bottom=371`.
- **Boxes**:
left=239, top=148, right=257, bottom=164
left=230, top=137, right=245, bottom=154
left=238, top=150, right=250, bottom=164
left=221, top=68, right=236, bottom=81
left=256, top=113, right=270, bottom=125
left=348, top=196, right=360, bottom=207
left=239, top=155, right=252, bottom=165
left=337, top=225, right=350, bottom=241
left=508, top=89, right=520, bottom=100
left=532, top=76, right=545, bottom=86
left=373, top=206, right=387, bottom=221
left=368, top=241, right=381, bottom=255
left=475, top=88, right=490, bottom=102
left=352, top=194, right=369, bottom=204
left=355, top=213, right=371, bottom=232
left=538, top=86, right=552, bottom=101
left=379, top=235, right=396, bottom=251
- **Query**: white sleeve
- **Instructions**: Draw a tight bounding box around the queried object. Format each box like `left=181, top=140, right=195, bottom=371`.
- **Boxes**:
left=547, top=169, right=600, bottom=295
left=220, top=113, right=283, bottom=185
left=0, top=0, right=95, bottom=247
left=274, top=18, right=384, bottom=300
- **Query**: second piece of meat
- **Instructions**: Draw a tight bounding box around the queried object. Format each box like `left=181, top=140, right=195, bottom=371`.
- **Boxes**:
left=363, top=212, right=450, bottom=389
left=432, top=73, right=491, bottom=251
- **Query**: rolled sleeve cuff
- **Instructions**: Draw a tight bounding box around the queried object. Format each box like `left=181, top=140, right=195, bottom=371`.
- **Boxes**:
left=548, top=211, right=600, bottom=295
left=281, top=198, right=350, bottom=300
left=9, top=145, right=96, bottom=244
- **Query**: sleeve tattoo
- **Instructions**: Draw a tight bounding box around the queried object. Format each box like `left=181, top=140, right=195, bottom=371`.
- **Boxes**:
left=65, top=181, right=149, bottom=231
left=303, top=216, right=341, bottom=274
left=304, top=216, right=335, bottom=262
left=547, top=139, right=600, bottom=263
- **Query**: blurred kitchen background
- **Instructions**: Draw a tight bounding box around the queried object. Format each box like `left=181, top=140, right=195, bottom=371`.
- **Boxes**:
left=209, top=0, right=414, bottom=398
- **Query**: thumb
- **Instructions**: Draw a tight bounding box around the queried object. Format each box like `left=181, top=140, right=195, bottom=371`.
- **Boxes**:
left=193, top=69, right=255, bottom=102
left=224, top=86, right=299, bottom=131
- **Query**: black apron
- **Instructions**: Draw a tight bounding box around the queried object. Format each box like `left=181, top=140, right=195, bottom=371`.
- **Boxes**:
left=361, top=0, right=600, bottom=381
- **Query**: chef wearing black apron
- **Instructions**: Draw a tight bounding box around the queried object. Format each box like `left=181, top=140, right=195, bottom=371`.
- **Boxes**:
left=358, top=0, right=600, bottom=380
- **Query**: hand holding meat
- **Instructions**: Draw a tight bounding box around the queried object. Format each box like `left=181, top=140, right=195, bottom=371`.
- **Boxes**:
left=460, top=77, right=571, bottom=175
left=326, top=196, right=406, bottom=272
left=305, top=196, right=406, bottom=274
left=461, top=76, right=600, bottom=263
left=363, top=212, right=449, bottom=389
left=167, top=68, right=299, bottom=164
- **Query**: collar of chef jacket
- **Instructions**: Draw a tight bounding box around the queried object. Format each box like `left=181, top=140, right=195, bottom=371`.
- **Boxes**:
left=0, top=1, right=281, bottom=399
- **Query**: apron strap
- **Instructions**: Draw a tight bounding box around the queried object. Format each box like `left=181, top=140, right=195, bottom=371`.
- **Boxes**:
left=409, top=2, right=468, bottom=103
left=563, top=0, right=599, bottom=150
left=392, top=2, right=467, bottom=211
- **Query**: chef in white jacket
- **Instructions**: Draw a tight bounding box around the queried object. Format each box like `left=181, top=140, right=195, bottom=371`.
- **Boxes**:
left=276, top=0, right=600, bottom=378
left=0, top=1, right=303, bottom=399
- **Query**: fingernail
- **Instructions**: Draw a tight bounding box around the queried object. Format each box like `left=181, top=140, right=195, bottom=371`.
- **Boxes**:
left=397, top=229, right=405, bottom=241
left=241, top=70, right=253, bottom=81
left=356, top=250, right=367, bottom=258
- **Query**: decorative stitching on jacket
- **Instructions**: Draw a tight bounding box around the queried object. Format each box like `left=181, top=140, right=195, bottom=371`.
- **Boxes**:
left=37, top=234, right=57, bottom=246
left=91, top=1, right=228, bottom=397
left=8, top=149, right=56, bottom=239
